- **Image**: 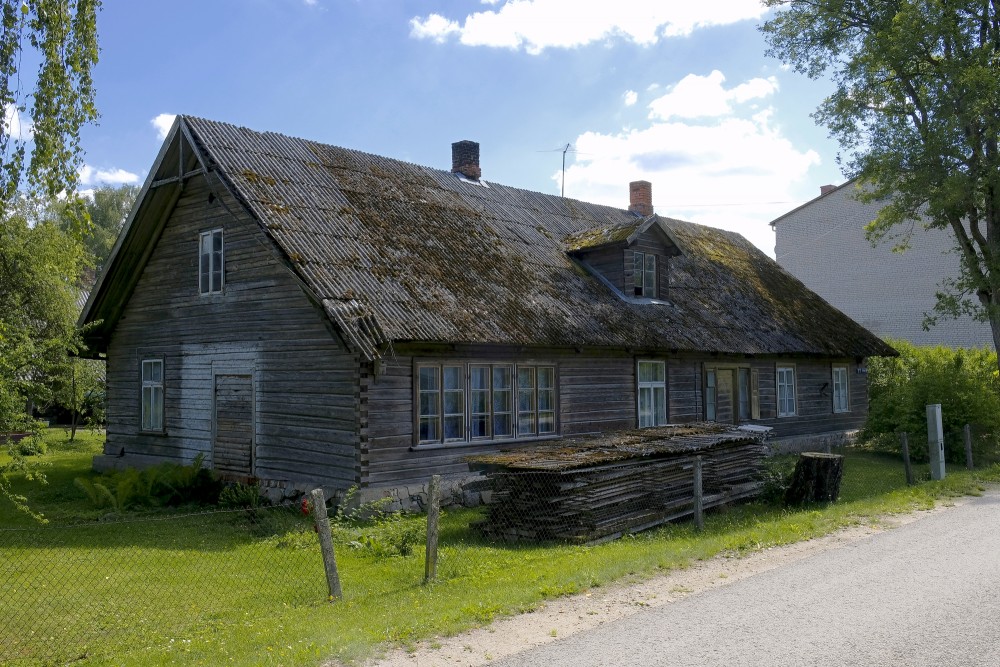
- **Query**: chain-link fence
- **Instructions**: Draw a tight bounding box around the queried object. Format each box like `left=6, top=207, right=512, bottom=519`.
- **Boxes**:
left=1, top=503, right=320, bottom=665
left=2, top=433, right=995, bottom=665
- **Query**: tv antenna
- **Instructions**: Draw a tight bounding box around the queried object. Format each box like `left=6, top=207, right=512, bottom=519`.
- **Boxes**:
left=561, top=143, right=572, bottom=197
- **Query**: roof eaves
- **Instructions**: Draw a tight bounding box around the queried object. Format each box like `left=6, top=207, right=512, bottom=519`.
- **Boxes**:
left=767, top=177, right=859, bottom=228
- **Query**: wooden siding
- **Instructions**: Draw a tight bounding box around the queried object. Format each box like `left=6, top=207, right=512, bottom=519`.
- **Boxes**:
left=364, top=346, right=871, bottom=488
left=104, top=175, right=360, bottom=487
left=666, top=356, right=867, bottom=436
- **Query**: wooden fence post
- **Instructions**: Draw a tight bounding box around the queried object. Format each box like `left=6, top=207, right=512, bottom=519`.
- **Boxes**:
left=310, top=488, right=343, bottom=601
left=964, top=424, right=974, bottom=470
left=692, top=457, right=704, bottom=531
left=901, top=432, right=914, bottom=486
left=424, top=475, right=441, bottom=584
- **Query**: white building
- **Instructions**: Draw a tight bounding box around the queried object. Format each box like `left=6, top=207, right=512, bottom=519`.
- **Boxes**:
left=770, top=181, right=994, bottom=349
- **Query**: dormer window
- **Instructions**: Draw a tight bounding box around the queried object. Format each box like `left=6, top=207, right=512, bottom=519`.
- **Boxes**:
left=633, top=251, right=656, bottom=298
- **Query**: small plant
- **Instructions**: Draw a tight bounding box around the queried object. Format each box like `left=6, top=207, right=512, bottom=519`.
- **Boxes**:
left=218, top=482, right=265, bottom=510
left=14, top=437, right=46, bottom=457
left=758, top=456, right=796, bottom=505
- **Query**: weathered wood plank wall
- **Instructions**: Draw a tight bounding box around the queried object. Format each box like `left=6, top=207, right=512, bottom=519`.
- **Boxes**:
left=104, top=175, right=360, bottom=487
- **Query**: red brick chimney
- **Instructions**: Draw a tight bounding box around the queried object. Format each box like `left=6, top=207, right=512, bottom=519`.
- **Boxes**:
left=452, top=140, right=481, bottom=180
left=820, top=184, right=836, bottom=196
left=629, top=180, right=653, bottom=216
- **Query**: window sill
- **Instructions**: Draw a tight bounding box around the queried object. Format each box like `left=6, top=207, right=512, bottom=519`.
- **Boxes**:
left=410, top=434, right=561, bottom=452
left=139, top=429, right=168, bottom=437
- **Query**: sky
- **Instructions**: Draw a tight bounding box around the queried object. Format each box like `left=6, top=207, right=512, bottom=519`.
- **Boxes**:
left=68, top=0, right=849, bottom=257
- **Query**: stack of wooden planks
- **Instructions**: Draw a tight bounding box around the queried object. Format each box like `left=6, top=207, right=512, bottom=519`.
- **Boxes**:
left=467, top=423, right=768, bottom=543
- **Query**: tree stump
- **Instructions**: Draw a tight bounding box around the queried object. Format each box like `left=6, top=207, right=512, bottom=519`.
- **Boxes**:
left=785, top=452, right=844, bottom=505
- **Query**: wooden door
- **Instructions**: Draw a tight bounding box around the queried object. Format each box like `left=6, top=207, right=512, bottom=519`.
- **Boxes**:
left=213, top=373, right=254, bottom=478
left=716, top=370, right=736, bottom=424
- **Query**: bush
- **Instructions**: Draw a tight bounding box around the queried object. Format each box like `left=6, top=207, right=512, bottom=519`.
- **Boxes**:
left=860, top=340, right=1000, bottom=464
left=74, top=454, right=223, bottom=513
left=13, top=436, right=46, bottom=457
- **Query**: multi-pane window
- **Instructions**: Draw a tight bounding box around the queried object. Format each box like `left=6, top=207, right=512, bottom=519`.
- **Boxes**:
left=633, top=251, right=656, bottom=298
left=199, top=229, right=224, bottom=294
left=141, top=359, right=164, bottom=432
left=777, top=366, right=797, bottom=417
left=832, top=365, right=849, bottom=413
left=417, top=363, right=556, bottom=444
left=443, top=366, right=465, bottom=441
left=705, top=369, right=717, bottom=421
left=637, top=360, right=667, bottom=428
left=418, top=367, right=441, bottom=441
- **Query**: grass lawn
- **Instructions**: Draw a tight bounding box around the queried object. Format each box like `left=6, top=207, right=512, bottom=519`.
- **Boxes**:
left=2, top=430, right=997, bottom=666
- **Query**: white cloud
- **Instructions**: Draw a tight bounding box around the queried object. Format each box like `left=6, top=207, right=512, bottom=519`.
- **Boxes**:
left=623, top=90, right=638, bottom=107
left=3, top=103, right=34, bottom=142
left=648, top=70, right=778, bottom=120
left=78, top=164, right=140, bottom=187
left=409, top=13, right=461, bottom=43
left=559, top=72, right=819, bottom=256
left=410, top=1, right=767, bottom=54
left=151, top=113, right=177, bottom=140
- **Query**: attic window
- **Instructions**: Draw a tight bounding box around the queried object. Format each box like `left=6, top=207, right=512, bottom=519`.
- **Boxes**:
left=633, top=251, right=656, bottom=298
left=199, top=229, right=224, bottom=294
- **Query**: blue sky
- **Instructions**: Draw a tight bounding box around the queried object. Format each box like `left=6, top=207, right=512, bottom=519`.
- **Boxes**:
left=72, top=0, right=847, bottom=255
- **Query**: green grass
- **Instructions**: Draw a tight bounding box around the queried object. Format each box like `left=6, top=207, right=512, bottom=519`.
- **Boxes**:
left=2, top=432, right=997, bottom=666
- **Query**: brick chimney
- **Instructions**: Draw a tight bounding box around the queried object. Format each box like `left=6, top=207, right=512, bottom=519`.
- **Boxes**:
left=452, top=140, right=481, bottom=180
left=629, top=180, right=653, bottom=216
left=820, top=184, right=836, bottom=196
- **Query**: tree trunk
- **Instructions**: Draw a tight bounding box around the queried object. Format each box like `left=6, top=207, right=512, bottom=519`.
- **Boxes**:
left=785, top=452, right=845, bottom=505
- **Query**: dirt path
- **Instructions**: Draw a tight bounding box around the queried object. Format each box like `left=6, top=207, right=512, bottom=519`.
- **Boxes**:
left=358, top=500, right=967, bottom=667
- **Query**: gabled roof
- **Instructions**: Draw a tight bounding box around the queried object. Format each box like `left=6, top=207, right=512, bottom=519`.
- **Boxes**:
left=82, top=117, right=895, bottom=361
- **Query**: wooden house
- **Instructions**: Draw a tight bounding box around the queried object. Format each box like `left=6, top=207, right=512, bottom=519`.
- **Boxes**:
left=79, top=117, right=895, bottom=501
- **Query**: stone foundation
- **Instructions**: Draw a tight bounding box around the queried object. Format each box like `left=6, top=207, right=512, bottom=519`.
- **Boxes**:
left=259, top=473, right=490, bottom=513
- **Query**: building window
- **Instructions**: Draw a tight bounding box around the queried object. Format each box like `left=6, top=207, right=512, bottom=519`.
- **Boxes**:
left=199, top=229, right=224, bottom=294
left=777, top=365, right=797, bottom=417
left=832, top=365, right=849, bottom=413
left=633, top=251, right=656, bottom=298
left=141, top=359, right=164, bottom=432
left=637, top=360, right=667, bottom=427
left=705, top=369, right=717, bottom=421
left=416, top=362, right=556, bottom=445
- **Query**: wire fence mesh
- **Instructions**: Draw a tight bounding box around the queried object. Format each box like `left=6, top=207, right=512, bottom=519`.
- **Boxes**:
left=2, top=436, right=996, bottom=665
left=1, top=502, right=321, bottom=665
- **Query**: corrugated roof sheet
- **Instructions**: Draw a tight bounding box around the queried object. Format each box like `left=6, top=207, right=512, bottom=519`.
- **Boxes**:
left=183, top=116, right=895, bottom=361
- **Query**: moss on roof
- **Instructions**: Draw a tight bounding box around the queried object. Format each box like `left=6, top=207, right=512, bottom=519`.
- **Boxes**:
left=183, top=116, right=896, bottom=361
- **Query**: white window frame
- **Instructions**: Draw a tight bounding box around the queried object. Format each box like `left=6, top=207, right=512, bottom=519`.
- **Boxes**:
left=199, top=228, right=224, bottom=294
left=415, top=362, right=557, bottom=445
left=141, top=358, right=164, bottom=432
left=633, top=251, right=657, bottom=298
left=776, top=365, right=797, bottom=417
left=637, top=360, right=667, bottom=428
left=832, top=365, right=850, bottom=413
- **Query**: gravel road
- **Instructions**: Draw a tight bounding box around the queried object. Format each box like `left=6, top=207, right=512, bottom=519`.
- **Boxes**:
left=491, top=488, right=1000, bottom=667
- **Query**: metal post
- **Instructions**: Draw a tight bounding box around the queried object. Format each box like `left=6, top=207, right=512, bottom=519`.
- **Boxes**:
left=964, top=424, right=974, bottom=470
left=693, top=457, right=704, bottom=531
left=927, top=404, right=946, bottom=480
left=424, top=475, right=441, bottom=584
left=310, top=488, right=343, bottom=601
left=900, top=432, right=914, bottom=486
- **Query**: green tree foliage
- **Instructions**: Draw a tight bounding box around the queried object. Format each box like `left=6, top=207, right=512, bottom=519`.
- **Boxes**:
left=861, top=339, right=1000, bottom=463
left=761, top=1, right=1000, bottom=358
left=1, top=199, right=85, bottom=515
left=0, top=201, right=84, bottom=427
left=0, top=0, right=100, bottom=213
left=80, top=183, right=138, bottom=276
